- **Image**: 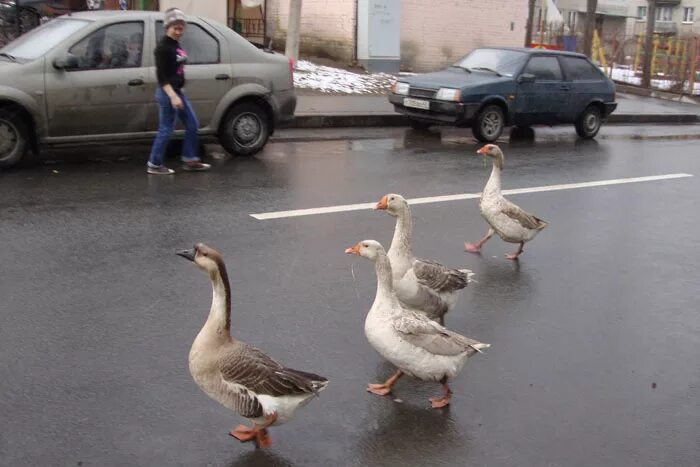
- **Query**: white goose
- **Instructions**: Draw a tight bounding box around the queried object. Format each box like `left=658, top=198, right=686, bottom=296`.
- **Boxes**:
left=465, top=144, right=548, bottom=260
left=345, top=240, right=489, bottom=408
left=375, top=193, right=474, bottom=324
left=178, top=243, right=328, bottom=448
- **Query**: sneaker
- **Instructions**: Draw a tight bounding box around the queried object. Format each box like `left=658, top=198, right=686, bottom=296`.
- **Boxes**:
left=147, top=165, right=175, bottom=175
left=182, top=160, right=211, bottom=172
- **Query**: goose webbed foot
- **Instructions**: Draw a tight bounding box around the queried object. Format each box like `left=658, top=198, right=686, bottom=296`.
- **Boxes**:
left=429, top=379, right=453, bottom=409
left=367, top=369, right=403, bottom=397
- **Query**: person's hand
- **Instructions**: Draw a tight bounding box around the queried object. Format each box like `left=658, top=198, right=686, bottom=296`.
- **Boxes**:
left=170, top=94, right=184, bottom=109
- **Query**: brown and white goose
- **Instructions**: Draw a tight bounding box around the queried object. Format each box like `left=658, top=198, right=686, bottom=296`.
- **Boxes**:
left=465, top=144, right=548, bottom=260
left=346, top=240, right=489, bottom=408
left=178, top=243, right=328, bottom=448
left=375, top=193, right=473, bottom=324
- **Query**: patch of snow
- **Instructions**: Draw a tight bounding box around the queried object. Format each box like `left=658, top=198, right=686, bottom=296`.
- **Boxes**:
left=606, top=66, right=700, bottom=95
left=294, top=60, right=395, bottom=94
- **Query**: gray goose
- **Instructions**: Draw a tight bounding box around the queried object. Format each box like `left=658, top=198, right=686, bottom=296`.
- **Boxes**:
left=178, top=243, right=328, bottom=448
left=375, top=193, right=473, bottom=324
left=345, top=240, right=489, bottom=408
left=465, top=144, right=548, bottom=260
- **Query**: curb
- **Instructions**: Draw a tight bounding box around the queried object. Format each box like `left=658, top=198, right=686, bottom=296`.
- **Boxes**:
left=288, top=112, right=699, bottom=129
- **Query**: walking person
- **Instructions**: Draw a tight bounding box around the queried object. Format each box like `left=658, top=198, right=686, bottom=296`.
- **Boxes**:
left=147, top=7, right=210, bottom=175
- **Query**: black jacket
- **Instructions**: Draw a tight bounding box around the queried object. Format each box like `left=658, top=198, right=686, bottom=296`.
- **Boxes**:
left=154, top=35, right=187, bottom=90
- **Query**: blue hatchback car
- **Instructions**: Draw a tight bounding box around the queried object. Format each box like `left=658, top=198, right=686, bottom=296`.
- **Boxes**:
left=389, top=47, right=617, bottom=142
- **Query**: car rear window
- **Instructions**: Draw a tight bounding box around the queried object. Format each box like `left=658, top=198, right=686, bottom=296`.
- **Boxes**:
left=155, top=22, right=220, bottom=64
left=560, top=56, right=604, bottom=81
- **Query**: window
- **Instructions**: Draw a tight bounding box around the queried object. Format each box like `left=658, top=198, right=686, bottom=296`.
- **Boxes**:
left=567, top=11, right=577, bottom=29
left=637, top=6, right=647, bottom=21
left=655, top=6, right=673, bottom=22
left=683, top=7, right=694, bottom=23
left=69, top=22, right=144, bottom=70
left=453, top=49, right=528, bottom=77
left=155, top=22, right=220, bottom=64
left=1, top=18, right=89, bottom=61
left=560, top=56, right=604, bottom=81
left=523, top=56, right=563, bottom=81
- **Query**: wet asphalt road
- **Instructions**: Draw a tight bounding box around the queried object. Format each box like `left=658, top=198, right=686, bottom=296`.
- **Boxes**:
left=1, top=126, right=699, bottom=467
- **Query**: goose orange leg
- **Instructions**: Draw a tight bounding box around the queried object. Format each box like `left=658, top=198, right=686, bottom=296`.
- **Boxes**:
left=429, top=377, right=453, bottom=409
left=506, top=242, right=525, bottom=260
left=229, top=413, right=277, bottom=448
left=465, top=228, right=495, bottom=253
left=367, top=369, right=403, bottom=396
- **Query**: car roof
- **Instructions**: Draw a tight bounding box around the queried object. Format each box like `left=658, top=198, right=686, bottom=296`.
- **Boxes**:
left=59, top=10, right=178, bottom=21
left=480, top=47, right=588, bottom=59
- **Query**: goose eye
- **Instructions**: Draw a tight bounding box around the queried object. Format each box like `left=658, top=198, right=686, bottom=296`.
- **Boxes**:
left=389, top=197, right=394, bottom=201
left=362, top=243, right=369, bottom=248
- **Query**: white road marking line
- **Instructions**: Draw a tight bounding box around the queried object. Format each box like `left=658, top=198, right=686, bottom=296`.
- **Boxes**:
left=250, top=173, right=694, bottom=220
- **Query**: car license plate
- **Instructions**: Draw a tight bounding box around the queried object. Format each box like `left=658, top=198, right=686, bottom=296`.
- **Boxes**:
left=403, top=98, right=430, bottom=110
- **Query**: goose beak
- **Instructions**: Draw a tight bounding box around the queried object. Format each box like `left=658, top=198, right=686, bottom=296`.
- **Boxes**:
left=345, top=244, right=361, bottom=255
left=375, top=195, right=389, bottom=210
left=177, top=248, right=196, bottom=262
left=477, top=146, right=489, bottom=156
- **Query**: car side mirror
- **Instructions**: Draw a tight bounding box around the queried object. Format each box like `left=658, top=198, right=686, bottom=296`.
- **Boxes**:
left=518, top=73, right=536, bottom=84
left=53, top=53, right=79, bottom=70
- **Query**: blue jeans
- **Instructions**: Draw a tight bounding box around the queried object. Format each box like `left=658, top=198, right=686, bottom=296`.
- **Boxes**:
left=148, top=87, right=199, bottom=167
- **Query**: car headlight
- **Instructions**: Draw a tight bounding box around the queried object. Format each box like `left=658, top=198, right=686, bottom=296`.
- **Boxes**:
left=436, top=88, right=460, bottom=101
left=393, top=82, right=409, bottom=95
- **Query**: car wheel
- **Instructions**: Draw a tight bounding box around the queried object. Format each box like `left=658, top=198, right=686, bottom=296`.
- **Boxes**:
left=575, top=105, right=602, bottom=139
left=472, top=104, right=505, bottom=142
left=0, top=108, right=29, bottom=169
left=219, top=102, right=270, bottom=157
left=409, top=119, right=431, bottom=130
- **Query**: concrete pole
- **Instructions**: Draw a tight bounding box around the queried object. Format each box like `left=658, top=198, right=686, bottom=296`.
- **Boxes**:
left=524, top=0, right=536, bottom=48
left=642, top=1, right=656, bottom=88
left=285, top=0, right=302, bottom=60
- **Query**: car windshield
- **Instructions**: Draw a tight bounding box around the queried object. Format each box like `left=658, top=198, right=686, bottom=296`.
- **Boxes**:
left=0, top=18, right=90, bottom=61
left=452, top=49, right=527, bottom=77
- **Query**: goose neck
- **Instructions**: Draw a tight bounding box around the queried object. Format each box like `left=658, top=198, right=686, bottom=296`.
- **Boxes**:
left=390, top=208, right=413, bottom=258
left=483, top=160, right=503, bottom=198
left=204, top=267, right=232, bottom=337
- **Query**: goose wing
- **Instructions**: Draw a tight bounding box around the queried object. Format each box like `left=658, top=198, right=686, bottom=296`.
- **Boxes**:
left=219, top=345, right=327, bottom=398
left=412, top=258, right=469, bottom=293
left=392, top=312, right=488, bottom=357
left=501, top=200, right=547, bottom=230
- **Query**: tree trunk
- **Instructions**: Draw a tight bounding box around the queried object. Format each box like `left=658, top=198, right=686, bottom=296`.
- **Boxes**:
left=285, top=0, right=302, bottom=60
left=524, top=0, right=536, bottom=47
left=583, top=0, right=598, bottom=57
left=642, top=1, right=657, bottom=87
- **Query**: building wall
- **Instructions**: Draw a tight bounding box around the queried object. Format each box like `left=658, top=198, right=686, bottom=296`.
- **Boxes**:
left=628, top=0, right=700, bottom=38
left=267, top=0, right=527, bottom=71
left=400, top=0, right=528, bottom=71
left=266, top=0, right=357, bottom=63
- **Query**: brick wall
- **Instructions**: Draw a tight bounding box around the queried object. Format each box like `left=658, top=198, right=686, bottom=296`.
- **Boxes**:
left=267, top=0, right=356, bottom=62
left=400, top=0, right=528, bottom=71
left=267, top=0, right=527, bottom=71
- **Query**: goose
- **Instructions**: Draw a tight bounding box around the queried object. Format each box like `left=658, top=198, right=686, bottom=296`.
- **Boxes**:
left=178, top=243, right=328, bottom=448
left=375, top=193, right=474, bottom=325
left=345, top=240, right=489, bottom=408
left=464, top=144, right=548, bottom=260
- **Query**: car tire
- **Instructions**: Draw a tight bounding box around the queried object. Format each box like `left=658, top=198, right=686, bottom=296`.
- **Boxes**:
left=0, top=108, right=30, bottom=169
left=219, top=102, right=270, bottom=157
left=575, top=105, right=602, bottom=139
left=472, top=104, right=505, bottom=142
left=409, top=119, right=431, bottom=130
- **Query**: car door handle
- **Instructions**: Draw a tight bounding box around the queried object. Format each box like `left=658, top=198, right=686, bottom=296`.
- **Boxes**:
left=560, top=85, right=571, bottom=90
left=215, top=74, right=230, bottom=80
left=128, top=78, right=144, bottom=86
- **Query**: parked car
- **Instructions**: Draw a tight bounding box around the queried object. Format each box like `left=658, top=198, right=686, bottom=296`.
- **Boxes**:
left=0, top=10, right=295, bottom=168
left=389, top=47, right=617, bottom=142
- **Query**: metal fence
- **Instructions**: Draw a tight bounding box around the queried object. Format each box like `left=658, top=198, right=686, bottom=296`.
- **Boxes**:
left=533, top=28, right=700, bottom=96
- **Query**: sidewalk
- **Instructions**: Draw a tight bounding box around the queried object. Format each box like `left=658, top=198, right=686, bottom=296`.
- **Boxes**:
left=291, top=93, right=700, bottom=128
